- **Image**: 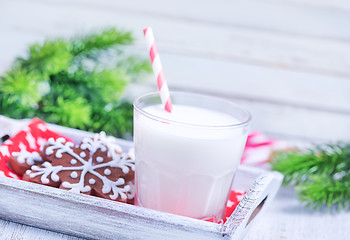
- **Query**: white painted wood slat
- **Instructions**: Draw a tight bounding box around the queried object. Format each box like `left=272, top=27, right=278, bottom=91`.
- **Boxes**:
left=2, top=0, right=350, bottom=77
left=0, top=1, right=348, bottom=104
left=262, top=0, right=350, bottom=12
left=27, top=0, right=350, bottom=40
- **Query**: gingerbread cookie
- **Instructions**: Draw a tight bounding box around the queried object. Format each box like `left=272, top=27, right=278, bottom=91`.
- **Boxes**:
left=23, top=132, right=135, bottom=203
left=8, top=150, right=43, bottom=176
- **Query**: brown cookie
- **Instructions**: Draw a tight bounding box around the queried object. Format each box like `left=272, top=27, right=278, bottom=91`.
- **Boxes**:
left=23, top=132, right=135, bottom=203
left=8, top=150, right=43, bottom=176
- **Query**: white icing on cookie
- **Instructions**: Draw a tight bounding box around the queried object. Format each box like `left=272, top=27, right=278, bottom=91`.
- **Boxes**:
left=71, top=159, right=77, bottom=165
left=80, top=133, right=108, bottom=153
left=70, top=171, right=78, bottom=178
left=31, top=162, right=59, bottom=184
left=96, top=156, right=103, bottom=163
left=45, top=138, right=74, bottom=158
left=89, top=178, right=96, bottom=184
left=12, top=150, right=42, bottom=165
left=109, top=151, right=135, bottom=174
left=80, top=152, right=86, bottom=158
left=126, top=181, right=136, bottom=200
left=104, top=169, right=111, bottom=175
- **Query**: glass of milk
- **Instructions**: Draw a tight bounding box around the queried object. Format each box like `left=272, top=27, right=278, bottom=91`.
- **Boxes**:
left=133, top=91, right=250, bottom=221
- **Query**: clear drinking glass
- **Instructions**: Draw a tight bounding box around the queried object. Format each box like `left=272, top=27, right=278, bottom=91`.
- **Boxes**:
left=133, top=92, right=251, bottom=221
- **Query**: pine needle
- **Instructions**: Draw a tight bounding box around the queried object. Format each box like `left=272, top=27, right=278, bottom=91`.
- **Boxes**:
left=271, top=142, right=350, bottom=210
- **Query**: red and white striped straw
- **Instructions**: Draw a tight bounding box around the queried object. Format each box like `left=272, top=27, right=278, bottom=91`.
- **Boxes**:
left=143, top=27, right=173, bottom=113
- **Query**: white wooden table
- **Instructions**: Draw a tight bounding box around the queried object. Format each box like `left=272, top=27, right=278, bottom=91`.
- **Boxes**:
left=0, top=0, right=349, bottom=239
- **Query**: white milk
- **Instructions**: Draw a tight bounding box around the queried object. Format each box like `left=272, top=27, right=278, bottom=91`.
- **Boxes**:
left=134, top=104, right=249, bottom=220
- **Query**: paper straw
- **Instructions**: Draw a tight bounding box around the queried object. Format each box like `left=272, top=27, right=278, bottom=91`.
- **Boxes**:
left=143, top=27, right=173, bottom=113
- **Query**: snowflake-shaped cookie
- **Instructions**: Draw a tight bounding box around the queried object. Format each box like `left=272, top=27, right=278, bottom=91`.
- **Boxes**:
left=23, top=132, right=135, bottom=202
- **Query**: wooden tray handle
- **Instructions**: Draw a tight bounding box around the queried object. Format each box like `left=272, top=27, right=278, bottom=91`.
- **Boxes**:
left=220, top=172, right=283, bottom=238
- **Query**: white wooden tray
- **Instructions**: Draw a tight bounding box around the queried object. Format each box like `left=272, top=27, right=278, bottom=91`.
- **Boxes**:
left=0, top=116, right=283, bottom=240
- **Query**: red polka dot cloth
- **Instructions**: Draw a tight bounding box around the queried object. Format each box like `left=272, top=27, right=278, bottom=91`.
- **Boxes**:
left=0, top=118, right=70, bottom=179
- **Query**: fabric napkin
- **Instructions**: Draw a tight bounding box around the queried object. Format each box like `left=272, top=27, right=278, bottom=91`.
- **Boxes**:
left=0, top=118, right=70, bottom=179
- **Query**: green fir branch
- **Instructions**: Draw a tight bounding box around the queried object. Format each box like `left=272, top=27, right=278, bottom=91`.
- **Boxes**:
left=271, top=142, right=350, bottom=210
left=17, top=40, right=73, bottom=76
left=0, top=67, right=44, bottom=107
left=0, top=27, right=152, bottom=139
left=297, top=174, right=350, bottom=211
left=43, top=96, right=92, bottom=129
left=70, top=28, right=133, bottom=56
left=116, top=55, right=153, bottom=82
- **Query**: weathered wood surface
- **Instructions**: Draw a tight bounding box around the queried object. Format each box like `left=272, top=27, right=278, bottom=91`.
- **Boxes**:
left=1, top=186, right=349, bottom=240
left=0, top=165, right=281, bottom=240
left=0, top=0, right=350, bottom=239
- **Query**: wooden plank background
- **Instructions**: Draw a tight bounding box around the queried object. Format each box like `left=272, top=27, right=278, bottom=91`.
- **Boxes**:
left=1, top=0, right=349, bottom=141
left=0, top=0, right=349, bottom=239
